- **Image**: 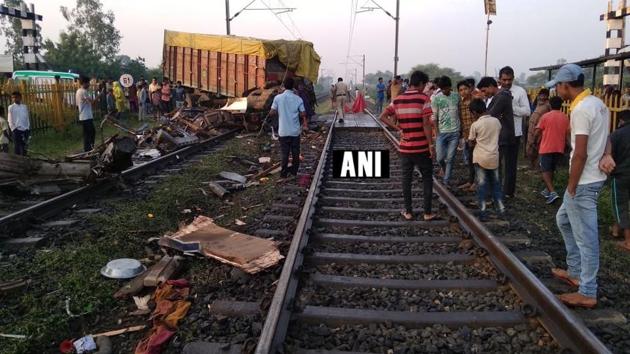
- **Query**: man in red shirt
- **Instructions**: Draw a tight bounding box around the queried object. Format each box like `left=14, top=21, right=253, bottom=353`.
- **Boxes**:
left=380, top=70, right=436, bottom=221
left=536, top=96, right=570, bottom=204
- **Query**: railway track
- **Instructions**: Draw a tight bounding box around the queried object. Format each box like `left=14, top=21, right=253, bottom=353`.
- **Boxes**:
left=0, top=129, right=240, bottom=237
left=237, top=111, right=610, bottom=353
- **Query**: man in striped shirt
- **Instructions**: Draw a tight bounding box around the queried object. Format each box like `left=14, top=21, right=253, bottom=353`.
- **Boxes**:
left=380, top=70, right=436, bottom=221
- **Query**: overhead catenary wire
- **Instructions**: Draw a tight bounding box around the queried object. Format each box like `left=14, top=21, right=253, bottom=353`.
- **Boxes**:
left=260, top=0, right=299, bottom=39
left=345, top=0, right=360, bottom=81
left=276, top=0, right=304, bottom=39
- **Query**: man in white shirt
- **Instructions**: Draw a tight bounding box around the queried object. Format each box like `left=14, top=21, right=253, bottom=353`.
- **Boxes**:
left=76, top=77, right=95, bottom=152
left=546, top=64, right=609, bottom=308
left=499, top=66, right=531, bottom=197
left=7, top=91, right=30, bottom=156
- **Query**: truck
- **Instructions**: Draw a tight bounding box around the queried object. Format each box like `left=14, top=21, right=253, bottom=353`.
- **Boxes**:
left=162, top=30, right=321, bottom=98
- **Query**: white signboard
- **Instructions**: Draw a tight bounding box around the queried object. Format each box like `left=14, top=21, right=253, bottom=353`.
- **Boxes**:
left=0, top=55, right=14, bottom=73
left=119, top=73, right=134, bottom=88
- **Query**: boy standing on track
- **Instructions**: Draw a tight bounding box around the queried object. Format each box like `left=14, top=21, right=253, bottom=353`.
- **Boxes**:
left=548, top=64, right=610, bottom=308
left=477, top=77, right=516, bottom=198
left=458, top=80, right=476, bottom=191
left=270, top=77, right=308, bottom=180
left=535, top=96, right=569, bottom=204
left=468, top=99, right=505, bottom=220
left=432, top=76, right=461, bottom=186
left=379, top=70, right=436, bottom=221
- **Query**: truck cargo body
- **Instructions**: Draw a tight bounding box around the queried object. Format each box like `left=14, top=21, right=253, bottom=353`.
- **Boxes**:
left=162, top=30, right=320, bottom=98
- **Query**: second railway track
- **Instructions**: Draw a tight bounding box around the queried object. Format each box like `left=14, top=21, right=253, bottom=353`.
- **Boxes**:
left=243, top=112, right=609, bottom=353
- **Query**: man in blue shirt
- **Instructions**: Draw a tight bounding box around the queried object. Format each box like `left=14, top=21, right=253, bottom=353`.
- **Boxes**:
left=270, top=77, right=308, bottom=178
left=375, top=77, right=386, bottom=113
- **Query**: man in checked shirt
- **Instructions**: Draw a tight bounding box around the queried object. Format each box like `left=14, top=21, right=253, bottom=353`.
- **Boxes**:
left=380, top=70, right=437, bottom=221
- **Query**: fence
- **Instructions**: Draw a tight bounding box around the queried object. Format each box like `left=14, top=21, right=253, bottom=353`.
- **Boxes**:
left=0, top=80, right=106, bottom=135
left=527, top=87, right=626, bottom=132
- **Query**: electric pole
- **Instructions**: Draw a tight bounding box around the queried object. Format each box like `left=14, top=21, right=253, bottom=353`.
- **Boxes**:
left=394, top=0, right=400, bottom=76
left=484, top=15, right=492, bottom=76
left=362, top=54, right=366, bottom=88
left=225, top=0, right=231, bottom=35
left=357, top=1, right=399, bottom=76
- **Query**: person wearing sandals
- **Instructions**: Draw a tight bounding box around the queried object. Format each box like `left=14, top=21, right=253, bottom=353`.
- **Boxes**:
left=548, top=64, right=610, bottom=309
left=380, top=70, right=437, bottom=221
left=468, top=99, right=505, bottom=221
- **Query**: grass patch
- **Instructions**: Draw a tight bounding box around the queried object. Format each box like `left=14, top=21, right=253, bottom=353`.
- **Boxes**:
left=0, top=134, right=280, bottom=353
left=28, top=114, right=150, bottom=160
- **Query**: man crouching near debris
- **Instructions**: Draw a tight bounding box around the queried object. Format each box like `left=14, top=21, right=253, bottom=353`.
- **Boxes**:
left=379, top=70, right=437, bottom=221
left=270, top=77, right=308, bottom=180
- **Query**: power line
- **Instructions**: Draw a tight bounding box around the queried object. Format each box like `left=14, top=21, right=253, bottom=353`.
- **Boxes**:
left=277, top=0, right=304, bottom=38
left=345, top=0, right=360, bottom=81
left=260, top=0, right=299, bottom=39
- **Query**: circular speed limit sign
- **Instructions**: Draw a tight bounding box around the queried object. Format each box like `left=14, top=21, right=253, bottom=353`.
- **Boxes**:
left=119, top=74, right=134, bottom=88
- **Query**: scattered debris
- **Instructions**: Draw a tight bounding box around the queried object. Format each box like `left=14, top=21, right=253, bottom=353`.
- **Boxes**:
left=135, top=280, right=191, bottom=354
left=206, top=182, right=228, bottom=198
left=235, top=219, right=247, bottom=226
left=94, top=336, right=113, bottom=354
left=73, top=335, right=97, bottom=354
left=143, top=255, right=182, bottom=287
left=100, top=258, right=147, bottom=279
left=114, top=256, right=181, bottom=299
left=219, top=171, right=247, bottom=184
left=158, top=216, right=283, bottom=274
left=0, top=333, right=27, bottom=339
left=0, top=152, right=91, bottom=188
left=131, top=295, right=152, bottom=316
left=92, top=325, right=146, bottom=337
left=258, top=157, right=271, bottom=164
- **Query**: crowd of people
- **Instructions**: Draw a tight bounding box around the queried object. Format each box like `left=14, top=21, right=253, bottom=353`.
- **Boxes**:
left=379, top=63, right=623, bottom=309
left=96, top=77, right=186, bottom=121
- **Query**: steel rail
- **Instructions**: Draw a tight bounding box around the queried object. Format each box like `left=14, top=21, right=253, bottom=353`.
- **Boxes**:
left=0, top=129, right=239, bottom=236
left=255, top=111, right=337, bottom=354
left=362, top=108, right=610, bottom=354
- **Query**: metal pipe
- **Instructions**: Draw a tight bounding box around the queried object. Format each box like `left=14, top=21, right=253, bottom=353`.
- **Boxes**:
left=592, top=64, right=598, bottom=91
left=394, top=0, right=400, bottom=76
left=484, top=14, right=491, bottom=76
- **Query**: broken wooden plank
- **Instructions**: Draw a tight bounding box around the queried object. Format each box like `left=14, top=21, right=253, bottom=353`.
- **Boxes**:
left=158, top=216, right=283, bottom=274
left=143, top=256, right=182, bottom=287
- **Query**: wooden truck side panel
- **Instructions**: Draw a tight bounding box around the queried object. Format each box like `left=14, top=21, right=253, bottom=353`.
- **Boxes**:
left=164, top=45, right=266, bottom=98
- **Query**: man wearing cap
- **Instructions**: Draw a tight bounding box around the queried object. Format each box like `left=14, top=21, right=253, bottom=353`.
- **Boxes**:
left=548, top=64, right=610, bottom=308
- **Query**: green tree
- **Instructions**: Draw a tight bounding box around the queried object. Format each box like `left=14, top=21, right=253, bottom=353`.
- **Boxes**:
left=525, top=71, right=548, bottom=88
left=59, top=0, right=121, bottom=61
left=44, top=0, right=121, bottom=77
left=365, top=70, right=393, bottom=86
left=407, top=63, right=465, bottom=84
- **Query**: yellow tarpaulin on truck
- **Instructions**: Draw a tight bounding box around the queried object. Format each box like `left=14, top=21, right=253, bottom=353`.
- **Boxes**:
left=164, top=30, right=321, bottom=83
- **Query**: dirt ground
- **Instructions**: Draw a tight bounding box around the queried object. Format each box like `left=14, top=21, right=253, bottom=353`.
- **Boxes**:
left=0, top=126, right=326, bottom=353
